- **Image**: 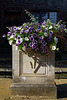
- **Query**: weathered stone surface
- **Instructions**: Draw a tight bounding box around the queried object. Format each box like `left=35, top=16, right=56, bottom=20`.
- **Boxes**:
left=10, top=45, right=57, bottom=98
left=10, top=84, right=57, bottom=99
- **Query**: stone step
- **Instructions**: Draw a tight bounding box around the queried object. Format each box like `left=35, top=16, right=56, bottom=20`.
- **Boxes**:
left=4, top=96, right=67, bottom=100
left=5, top=96, right=58, bottom=100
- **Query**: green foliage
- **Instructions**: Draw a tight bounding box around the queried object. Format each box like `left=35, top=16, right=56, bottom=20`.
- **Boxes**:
left=25, top=9, right=38, bottom=23
left=2, top=9, right=67, bottom=56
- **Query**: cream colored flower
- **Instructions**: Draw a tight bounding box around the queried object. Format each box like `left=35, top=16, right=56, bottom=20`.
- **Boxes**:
left=44, top=32, right=48, bottom=37
left=49, top=26, right=53, bottom=29
left=52, top=46, right=56, bottom=50
left=25, top=37, right=29, bottom=41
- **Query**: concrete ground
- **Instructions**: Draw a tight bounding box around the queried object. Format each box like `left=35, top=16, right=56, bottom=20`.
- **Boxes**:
left=0, top=78, right=67, bottom=100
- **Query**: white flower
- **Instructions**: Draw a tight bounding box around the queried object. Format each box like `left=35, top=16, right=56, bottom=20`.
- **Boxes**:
left=44, top=32, right=48, bottom=37
left=52, top=46, right=56, bottom=50
left=20, top=38, right=23, bottom=42
left=17, top=27, right=22, bottom=30
left=42, top=25, right=45, bottom=27
left=9, top=40, right=13, bottom=45
left=16, top=39, right=18, bottom=44
left=49, top=26, right=53, bottom=29
left=42, top=22, right=45, bottom=27
left=9, top=35, right=13, bottom=39
left=23, top=23, right=26, bottom=26
left=25, top=37, right=29, bottom=41
left=13, top=26, right=17, bottom=31
left=54, top=37, right=58, bottom=44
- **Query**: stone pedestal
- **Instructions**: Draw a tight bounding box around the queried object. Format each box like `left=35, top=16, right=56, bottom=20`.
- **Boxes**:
left=10, top=45, right=57, bottom=99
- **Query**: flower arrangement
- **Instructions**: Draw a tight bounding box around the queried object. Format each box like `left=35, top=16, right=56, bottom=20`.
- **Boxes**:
left=3, top=10, right=67, bottom=57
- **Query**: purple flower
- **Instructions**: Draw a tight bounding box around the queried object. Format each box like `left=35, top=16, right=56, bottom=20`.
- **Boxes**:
left=25, top=26, right=28, bottom=29
left=18, top=40, right=21, bottom=44
left=32, top=45, right=36, bottom=49
left=38, top=25, right=41, bottom=29
left=28, top=27, right=31, bottom=30
left=34, top=30, right=37, bottom=32
left=29, top=29, right=32, bottom=32
left=40, top=36, right=44, bottom=39
left=43, top=29, right=45, bottom=32
left=16, top=44, right=18, bottom=46
left=29, top=42, right=33, bottom=47
left=29, top=34, right=32, bottom=38
left=35, top=48, right=39, bottom=51
left=40, top=22, right=42, bottom=25
left=38, top=29, right=42, bottom=32
left=13, top=26, right=17, bottom=31
left=47, top=37, right=51, bottom=42
left=12, top=33, right=16, bottom=38
left=23, top=43, right=27, bottom=46
left=9, top=27, right=12, bottom=31
left=30, top=36, right=34, bottom=41
left=33, top=40, right=37, bottom=44
left=60, top=27, right=64, bottom=29
left=40, top=39, right=45, bottom=44
left=42, top=22, right=45, bottom=27
left=17, top=36, right=21, bottom=40
left=41, top=44, right=46, bottom=49
left=20, top=29, right=24, bottom=34
left=12, top=32, right=15, bottom=35
left=34, top=33, right=37, bottom=37
left=46, top=28, right=48, bottom=31
left=7, top=32, right=11, bottom=36
left=49, top=33, right=52, bottom=38
left=24, top=29, right=29, bottom=33
left=30, top=25, right=33, bottom=27
left=20, top=31, right=23, bottom=34
left=41, top=49, right=44, bottom=53
left=2, top=34, right=6, bottom=37
left=43, top=45, right=46, bottom=49
left=34, top=43, right=38, bottom=47
left=45, top=48, right=48, bottom=52
left=49, top=31, right=53, bottom=34
left=40, top=45, right=44, bottom=48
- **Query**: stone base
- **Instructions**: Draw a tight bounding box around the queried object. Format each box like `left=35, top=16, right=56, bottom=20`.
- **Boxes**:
left=10, top=84, right=57, bottom=99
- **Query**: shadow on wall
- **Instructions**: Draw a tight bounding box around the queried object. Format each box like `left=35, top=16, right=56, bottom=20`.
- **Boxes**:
left=57, top=84, right=67, bottom=98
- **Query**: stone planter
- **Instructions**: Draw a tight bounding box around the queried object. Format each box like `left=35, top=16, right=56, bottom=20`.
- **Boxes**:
left=10, top=45, right=57, bottom=99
